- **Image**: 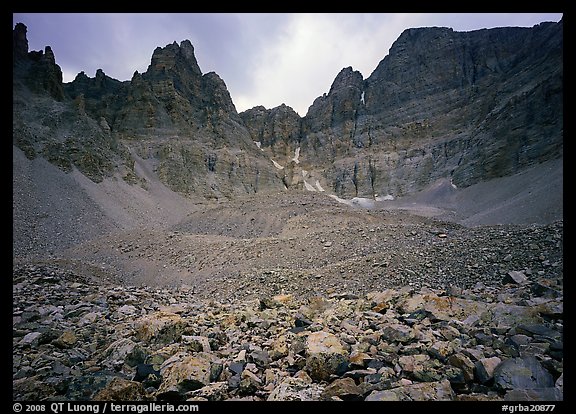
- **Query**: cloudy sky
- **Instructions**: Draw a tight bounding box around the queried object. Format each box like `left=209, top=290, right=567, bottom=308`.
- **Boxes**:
left=13, top=13, right=562, bottom=115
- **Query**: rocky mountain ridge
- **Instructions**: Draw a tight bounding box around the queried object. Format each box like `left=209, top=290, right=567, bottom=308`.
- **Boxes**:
left=243, top=21, right=563, bottom=199
left=13, top=20, right=562, bottom=202
left=14, top=23, right=283, bottom=198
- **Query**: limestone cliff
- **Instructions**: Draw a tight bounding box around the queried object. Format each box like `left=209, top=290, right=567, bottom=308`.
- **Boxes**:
left=290, top=21, right=563, bottom=198
left=14, top=27, right=284, bottom=198
left=13, top=20, right=562, bottom=201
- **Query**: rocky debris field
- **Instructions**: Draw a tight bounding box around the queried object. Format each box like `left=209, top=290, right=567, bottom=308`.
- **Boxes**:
left=53, top=192, right=564, bottom=305
left=12, top=190, right=564, bottom=402
left=13, top=253, right=563, bottom=401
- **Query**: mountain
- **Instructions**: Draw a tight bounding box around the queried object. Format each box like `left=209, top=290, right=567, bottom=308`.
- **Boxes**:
left=14, top=25, right=283, bottom=199
left=11, top=20, right=564, bottom=402
left=13, top=20, right=562, bottom=202
left=241, top=21, right=563, bottom=199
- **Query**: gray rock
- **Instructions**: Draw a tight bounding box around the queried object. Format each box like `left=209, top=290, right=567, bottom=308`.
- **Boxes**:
left=65, top=373, right=119, bottom=400
left=93, top=377, right=147, bottom=401
left=503, top=271, right=528, bottom=285
left=343, top=368, right=377, bottom=381
left=102, top=338, right=144, bottom=369
left=186, top=382, right=228, bottom=401
left=380, top=324, right=415, bottom=344
left=13, top=377, right=56, bottom=400
left=365, top=379, right=454, bottom=401
left=267, top=377, right=325, bottom=401
left=228, top=361, right=245, bottom=375
left=20, top=331, right=42, bottom=346
left=518, top=342, right=550, bottom=359
left=398, top=354, right=430, bottom=373
left=530, top=282, right=561, bottom=298
left=133, top=363, right=161, bottom=387
left=227, top=374, right=241, bottom=390
left=182, top=335, right=211, bottom=352
left=209, top=362, right=223, bottom=382
left=517, top=324, right=562, bottom=342
left=488, top=303, right=543, bottom=328
left=134, top=311, right=187, bottom=344
left=321, top=377, right=363, bottom=401
left=249, top=349, right=271, bottom=367
left=448, top=353, right=475, bottom=382
left=555, top=373, right=563, bottom=390
left=115, top=304, right=139, bottom=316
left=427, top=340, right=460, bottom=362
left=507, top=334, right=532, bottom=349
left=294, top=314, right=313, bottom=328
left=398, top=354, right=443, bottom=382
left=474, top=357, right=502, bottom=384
left=239, top=369, right=262, bottom=395
left=269, top=335, right=289, bottom=361
left=494, top=357, right=555, bottom=390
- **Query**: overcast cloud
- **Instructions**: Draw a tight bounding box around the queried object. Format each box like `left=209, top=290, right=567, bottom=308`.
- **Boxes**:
left=13, top=13, right=563, bottom=116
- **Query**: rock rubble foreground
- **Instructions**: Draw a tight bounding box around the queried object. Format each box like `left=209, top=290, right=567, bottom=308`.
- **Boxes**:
left=13, top=260, right=562, bottom=401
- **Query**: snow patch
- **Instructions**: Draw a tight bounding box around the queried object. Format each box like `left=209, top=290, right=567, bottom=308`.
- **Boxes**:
left=328, top=194, right=352, bottom=206
left=350, top=197, right=376, bottom=208
left=451, top=179, right=457, bottom=189
left=360, top=91, right=365, bottom=105
left=315, top=180, right=325, bottom=192
left=292, top=147, right=301, bottom=164
left=303, top=181, right=316, bottom=192
left=376, top=194, right=394, bottom=201
left=328, top=195, right=386, bottom=208
left=271, top=160, right=284, bottom=170
left=254, top=141, right=263, bottom=150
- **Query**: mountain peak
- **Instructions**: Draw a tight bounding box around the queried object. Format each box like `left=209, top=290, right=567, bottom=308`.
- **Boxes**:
left=329, top=66, right=363, bottom=95
left=13, top=22, right=64, bottom=100
left=13, top=22, right=29, bottom=61
left=147, top=39, right=202, bottom=78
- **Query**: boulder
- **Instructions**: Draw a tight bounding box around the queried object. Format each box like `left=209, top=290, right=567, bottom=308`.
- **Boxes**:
left=365, top=379, right=454, bottom=401
left=134, top=311, right=186, bottom=344
left=474, top=357, right=502, bottom=384
left=503, top=270, right=528, bottom=285
left=268, top=377, right=325, bottom=401
left=186, top=382, right=228, bottom=401
left=102, top=338, right=145, bottom=369
left=380, top=323, right=415, bottom=344
left=305, top=331, right=349, bottom=381
left=93, top=377, right=147, bottom=401
left=321, top=377, right=363, bottom=401
left=493, top=357, right=555, bottom=390
left=156, top=352, right=218, bottom=398
left=448, top=353, right=475, bottom=382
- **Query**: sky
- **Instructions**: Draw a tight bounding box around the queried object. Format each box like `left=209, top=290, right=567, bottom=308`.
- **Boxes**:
left=13, top=13, right=563, bottom=116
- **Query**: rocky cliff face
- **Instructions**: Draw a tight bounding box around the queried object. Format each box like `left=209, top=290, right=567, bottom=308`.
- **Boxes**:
left=13, top=20, right=562, bottom=201
left=239, top=104, right=301, bottom=157
left=241, top=21, right=563, bottom=199
left=65, top=39, right=284, bottom=198
left=329, top=22, right=561, bottom=198
left=13, top=23, right=117, bottom=183
left=63, top=69, right=128, bottom=130
left=13, top=22, right=65, bottom=101
left=14, top=26, right=284, bottom=198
